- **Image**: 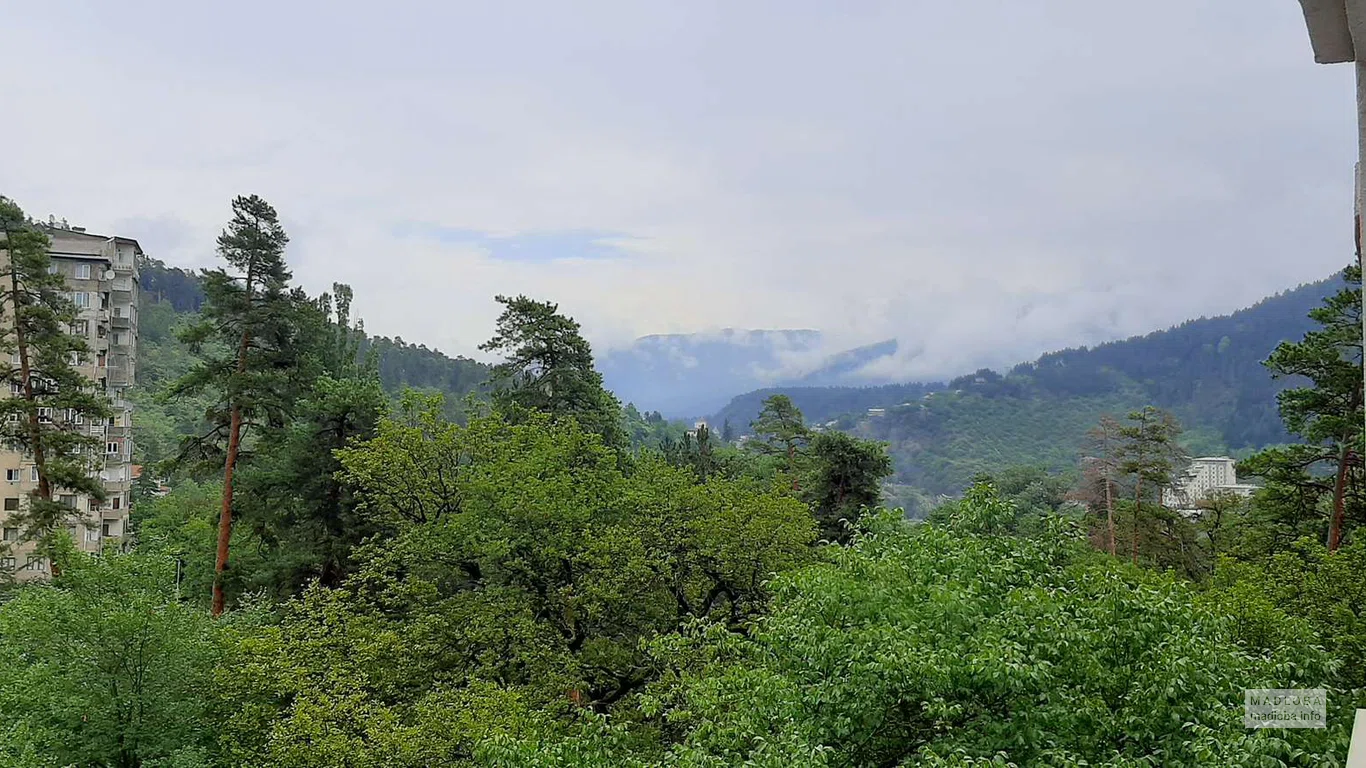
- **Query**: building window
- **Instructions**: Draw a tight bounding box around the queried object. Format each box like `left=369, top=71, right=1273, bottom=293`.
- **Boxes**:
left=47, top=264, right=59, bottom=275
left=30, top=467, right=38, bottom=482
left=102, top=521, right=115, bottom=538
left=71, top=292, right=91, bottom=308
left=2, top=527, right=17, bottom=541
left=106, top=442, right=119, bottom=455
left=5, top=413, right=18, bottom=424
left=37, top=408, right=52, bottom=424
left=5, top=469, right=18, bottom=483
left=88, top=497, right=100, bottom=511
left=111, top=495, right=121, bottom=510
left=74, top=264, right=91, bottom=280
left=24, top=557, right=47, bottom=572
left=71, top=320, right=90, bottom=336
left=0, top=557, right=13, bottom=570
left=3, top=497, right=17, bottom=511
left=9, top=382, right=22, bottom=395
left=58, top=495, right=75, bottom=509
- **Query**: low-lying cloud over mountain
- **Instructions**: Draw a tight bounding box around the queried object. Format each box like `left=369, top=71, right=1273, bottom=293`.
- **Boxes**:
left=598, top=330, right=901, bottom=417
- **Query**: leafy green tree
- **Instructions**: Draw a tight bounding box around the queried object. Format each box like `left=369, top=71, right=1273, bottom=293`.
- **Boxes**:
left=748, top=394, right=811, bottom=488
left=0, top=545, right=218, bottom=767
left=1249, top=263, right=1363, bottom=551
left=128, top=479, right=223, bottom=606
left=1207, top=537, right=1366, bottom=691
left=630, top=488, right=1349, bottom=766
left=479, top=295, right=625, bottom=448
left=169, top=194, right=302, bottom=615
left=803, top=430, right=892, bottom=543
left=1116, top=405, right=1186, bottom=564
left=323, top=401, right=814, bottom=711
left=0, top=196, right=110, bottom=552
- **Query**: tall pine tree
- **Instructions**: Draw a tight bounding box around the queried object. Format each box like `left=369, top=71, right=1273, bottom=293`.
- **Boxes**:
left=169, top=195, right=299, bottom=615
left=479, top=295, right=626, bottom=449
left=1116, top=406, right=1186, bottom=565
left=1254, top=264, right=1363, bottom=551
left=749, top=394, right=811, bottom=489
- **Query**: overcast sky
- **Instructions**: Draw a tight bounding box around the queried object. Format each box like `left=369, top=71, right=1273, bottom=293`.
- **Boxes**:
left=0, top=1, right=1354, bottom=379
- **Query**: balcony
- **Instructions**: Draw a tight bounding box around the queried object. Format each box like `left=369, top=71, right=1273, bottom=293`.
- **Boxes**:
left=110, top=314, right=132, bottom=330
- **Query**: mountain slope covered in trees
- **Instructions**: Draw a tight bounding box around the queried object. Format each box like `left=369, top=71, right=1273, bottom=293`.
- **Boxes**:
left=133, top=258, right=492, bottom=464
left=714, top=274, right=1340, bottom=498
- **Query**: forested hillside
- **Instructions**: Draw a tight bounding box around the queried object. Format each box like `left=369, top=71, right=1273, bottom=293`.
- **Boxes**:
left=132, top=258, right=492, bottom=464
left=714, top=274, right=1338, bottom=497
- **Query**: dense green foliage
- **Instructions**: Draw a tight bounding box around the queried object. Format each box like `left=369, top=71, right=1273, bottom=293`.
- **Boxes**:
left=0, top=544, right=219, bottom=768
left=5, top=487, right=1358, bottom=766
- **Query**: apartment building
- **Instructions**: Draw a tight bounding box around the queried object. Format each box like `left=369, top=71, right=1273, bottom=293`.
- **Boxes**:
left=1161, top=456, right=1258, bottom=512
left=0, top=224, right=139, bottom=579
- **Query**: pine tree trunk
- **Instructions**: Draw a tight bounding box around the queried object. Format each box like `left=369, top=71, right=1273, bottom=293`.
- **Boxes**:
left=1132, top=476, right=1140, bottom=565
left=212, top=399, right=243, bottom=617
left=1329, top=441, right=1349, bottom=552
left=210, top=322, right=251, bottom=614
left=1104, top=476, right=1116, bottom=557
left=212, top=275, right=254, bottom=616
left=1328, top=382, right=1363, bottom=553
left=9, top=258, right=58, bottom=576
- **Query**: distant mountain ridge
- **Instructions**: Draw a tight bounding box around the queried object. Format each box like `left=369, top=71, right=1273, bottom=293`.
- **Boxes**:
left=597, top=329, right=901, bottom=418
left=710, top=273, right=1342, bottom=502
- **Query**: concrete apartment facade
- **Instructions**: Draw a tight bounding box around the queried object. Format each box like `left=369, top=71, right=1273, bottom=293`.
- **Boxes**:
left=1161, top=456, right=1258, bottom=512
left=0, top=225, right=139, bottom=579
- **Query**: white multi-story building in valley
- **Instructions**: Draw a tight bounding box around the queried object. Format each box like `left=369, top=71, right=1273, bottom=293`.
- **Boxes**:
left=1162, top=456, right=1257, bottom=512
left=0, top=224, right=139, bottom=579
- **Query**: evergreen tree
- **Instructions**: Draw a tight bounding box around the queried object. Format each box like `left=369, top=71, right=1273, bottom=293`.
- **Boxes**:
left=169, top=195, right=300, bottom=615
left=1250, top=263, right=1363, bottom=551
left=478, top=295, right=625, bottom=448
left=804, top=431, right=893, bottom=543
left=1116, top=406, right=1186, bottom=565
left=238, top=285, right=385, bottom=593
left=1079, top=415, right=1123, bottom=556
left=749, top=394, right=811, bottom=488
left=694, top=422, right=715, bottom=481
left=721, top=418, right=735, bottom=444
left=0, top=197, right=110, bottom=554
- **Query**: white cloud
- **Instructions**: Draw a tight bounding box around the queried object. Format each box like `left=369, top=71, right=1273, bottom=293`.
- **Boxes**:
left=0, top=0, right=1353, bottom=379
